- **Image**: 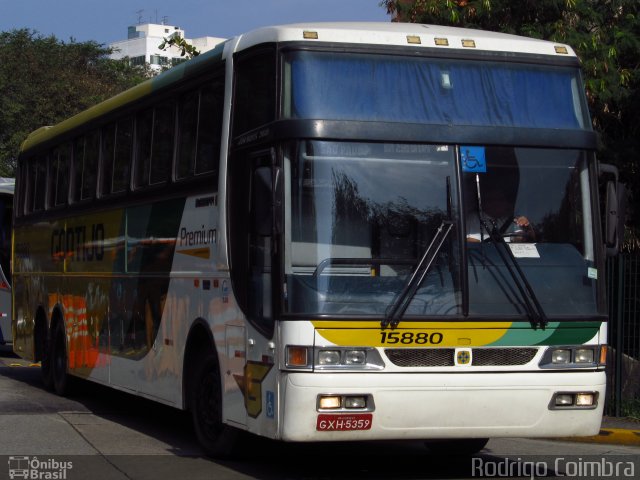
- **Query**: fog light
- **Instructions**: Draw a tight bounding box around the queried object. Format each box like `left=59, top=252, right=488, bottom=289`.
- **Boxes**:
left=552, top=349, right=571, bottom=364
left=576, top=393, right=595, bottom=407
left=318, top=350, right=341, bottom=365
left=344, top=396, right=367, bottom=409
left=344, top=350, right=366, bottom=365
left=555, top=394, right=574, bottom=406
left=574, top=349, right=594, bottom=363
left=318, top=395, right=341, bottom=409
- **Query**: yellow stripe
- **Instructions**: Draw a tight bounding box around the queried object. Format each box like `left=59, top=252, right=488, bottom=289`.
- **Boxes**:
left=21, top=81, right=154, bottom=152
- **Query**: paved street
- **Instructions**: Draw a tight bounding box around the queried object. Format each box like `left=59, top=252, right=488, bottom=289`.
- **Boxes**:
left=1, top=345, right=639, bottom=480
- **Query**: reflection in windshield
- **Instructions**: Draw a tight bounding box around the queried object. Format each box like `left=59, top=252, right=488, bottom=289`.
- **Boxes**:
left=283, top=141, right=461, bottom=316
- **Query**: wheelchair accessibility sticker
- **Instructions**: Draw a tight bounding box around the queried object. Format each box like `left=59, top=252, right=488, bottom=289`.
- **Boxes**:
left=461, top=146, right=486, bottom=173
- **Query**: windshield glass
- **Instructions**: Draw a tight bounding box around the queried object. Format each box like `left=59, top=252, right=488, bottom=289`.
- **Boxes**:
left=463, top=146, right=600, bottom=316
left=283, top=141, right=462, bottom=316
left=282, top=142, right=602, bottom=319
left=283, top=51, right=590, bottom=130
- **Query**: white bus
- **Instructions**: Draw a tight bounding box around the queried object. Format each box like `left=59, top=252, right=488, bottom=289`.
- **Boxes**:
left=13, top=23, right=614, bottom=456
left=0, top=178, right=14, bottom=345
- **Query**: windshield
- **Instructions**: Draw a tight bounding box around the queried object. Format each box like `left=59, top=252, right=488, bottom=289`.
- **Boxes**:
left=282, top=141, right=602, bottom=319
left=283, top=141, right=461, bottom=316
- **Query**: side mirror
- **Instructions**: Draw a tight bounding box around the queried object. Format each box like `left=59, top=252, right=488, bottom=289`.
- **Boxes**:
left=600, top=163, right=626, bottom=256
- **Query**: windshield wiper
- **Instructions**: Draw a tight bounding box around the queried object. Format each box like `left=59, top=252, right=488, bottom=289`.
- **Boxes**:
left=480, top=219, right=548, bottom=329
left=382, top=220, right=453, bottom=329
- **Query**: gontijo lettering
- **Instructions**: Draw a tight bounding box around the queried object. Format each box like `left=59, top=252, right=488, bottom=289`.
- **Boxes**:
left=51, top=224, right=105, bottom=261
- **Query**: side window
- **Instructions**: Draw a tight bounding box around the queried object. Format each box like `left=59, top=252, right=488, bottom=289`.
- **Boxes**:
left=151, top=102, right=175, bottom=184
left=176, top=90, right=199, bottom=179
left=101, top=123, right=116, bottom=195
left=102, top=118, right=132, bottom=196
left=176, top=78, right=224, bottom=181
left=136, top=102, right=175, bottom=188
left=51, top=143, right=71, bottom=207
left=135, top=108, right=154, bottom=188
left=28, top=155, right=47, bottom=213
left=233, top=49, right=276, bottom=136
left=195, top=81, right=223, bottom=176
left=113, top=117, right=133, bottom=193
left=81, top=131, right=100, bottom=201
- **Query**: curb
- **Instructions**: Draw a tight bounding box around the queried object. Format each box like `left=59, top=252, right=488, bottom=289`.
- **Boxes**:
left=556, top=428, right=640, bottom=446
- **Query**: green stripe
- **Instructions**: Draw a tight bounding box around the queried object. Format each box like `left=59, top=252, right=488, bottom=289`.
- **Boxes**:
left=489, top=321, right=601, bottom=346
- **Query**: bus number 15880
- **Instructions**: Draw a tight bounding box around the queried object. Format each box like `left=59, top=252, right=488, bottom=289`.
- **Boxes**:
left=379, top=331, right=443, bottom=345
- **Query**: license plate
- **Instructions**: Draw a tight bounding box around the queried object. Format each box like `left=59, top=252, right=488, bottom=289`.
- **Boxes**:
left=316, top=413, right=373, bottom=431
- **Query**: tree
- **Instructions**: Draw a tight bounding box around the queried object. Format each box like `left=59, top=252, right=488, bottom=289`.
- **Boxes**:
left=382, top=0, right=640, bottom=244
left=159, top=34, right=200, bottom=60
left=0, top=29, right=151, bottom=176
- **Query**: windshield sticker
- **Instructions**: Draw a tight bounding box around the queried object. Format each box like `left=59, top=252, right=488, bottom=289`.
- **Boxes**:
left=508, top=243, right=540, bottom=258
left=461, top=146, right=486, bottom=173
left=588, top=267, right=598, bottom=280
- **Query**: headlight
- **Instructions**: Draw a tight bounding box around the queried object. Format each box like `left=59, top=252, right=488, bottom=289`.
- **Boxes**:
left=315, top=347, right=385, bottom=370
left=574, top=348, right=595, bottom=363
left=318, top=350, right=341, bottom=366
left=540, top=346, right=600, bottom=369
left=344, top=350, right=367, bottom=365
left=551, top=349, right=571, bottom=364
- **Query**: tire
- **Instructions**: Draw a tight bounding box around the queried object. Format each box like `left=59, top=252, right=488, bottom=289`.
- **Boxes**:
left=190, top=351, right=238, bottom=458
left=51, top=321, right=70, bottom=396
left=39, top=325, right=53, bottom=391
left=424, top=438, right=489, bottom=456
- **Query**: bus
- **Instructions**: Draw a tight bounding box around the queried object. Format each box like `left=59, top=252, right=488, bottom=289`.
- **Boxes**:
left=13, top=23, right=619, bottom=456
left=0, top=178, right=14, bottom=345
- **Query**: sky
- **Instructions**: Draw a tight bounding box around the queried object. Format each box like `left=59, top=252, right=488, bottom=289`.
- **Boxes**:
left=0, top=0, right=391, bottom=45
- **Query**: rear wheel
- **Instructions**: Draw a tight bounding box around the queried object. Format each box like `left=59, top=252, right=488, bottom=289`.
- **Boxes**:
left=191, top=351, right=238, bottom=457
left=51, top=321, right=69, bottom=396
left=38, top=322, right=53, bottom=391
left=424, top=438, right=489, bottom=455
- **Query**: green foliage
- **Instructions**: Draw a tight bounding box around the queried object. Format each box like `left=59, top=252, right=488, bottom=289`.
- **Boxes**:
left=0, top=29, right=151, bottom=176
left=383, top=0, right=640, bottom=236
left=159, top=34, right=200, bottom=59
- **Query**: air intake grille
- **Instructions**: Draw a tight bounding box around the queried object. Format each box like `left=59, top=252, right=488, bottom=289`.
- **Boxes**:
left=472, top=348, right=538, bottom=366
left=385, top=349, right=455, bottom=367
left=384, top=347, right=538, bottom=367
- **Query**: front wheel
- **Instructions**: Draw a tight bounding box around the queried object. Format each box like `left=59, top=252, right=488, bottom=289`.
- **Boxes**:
left=424, top=438, right=489, bottom=455
left=190, top=352, right=238, bottom=458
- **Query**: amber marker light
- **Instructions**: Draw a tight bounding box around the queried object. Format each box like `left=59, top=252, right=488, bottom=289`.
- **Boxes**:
left=286, top=346, right=310, bottom=368
left=599, top=345, right=608, bottom=366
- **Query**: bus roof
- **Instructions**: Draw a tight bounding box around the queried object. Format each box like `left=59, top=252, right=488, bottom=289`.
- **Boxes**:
left=20, top=22, right=577, bottom=155
left=235, top=22, right=577, bottom=58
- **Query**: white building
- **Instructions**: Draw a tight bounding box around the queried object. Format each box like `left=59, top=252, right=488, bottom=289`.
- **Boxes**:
left=109, top=23, right=226, bottom=70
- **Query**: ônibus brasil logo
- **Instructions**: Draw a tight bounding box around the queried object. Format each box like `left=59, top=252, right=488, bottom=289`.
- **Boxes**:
left=8, top=456, right=73, bottom=479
